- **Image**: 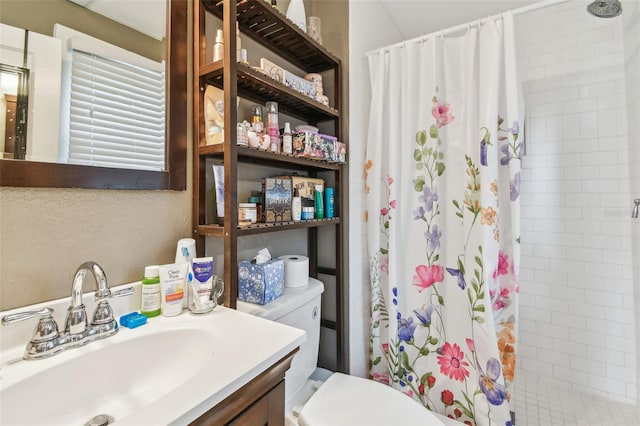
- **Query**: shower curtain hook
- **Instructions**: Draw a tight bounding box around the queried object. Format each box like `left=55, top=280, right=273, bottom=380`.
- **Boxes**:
left=440, top=29, right=444, bottom=40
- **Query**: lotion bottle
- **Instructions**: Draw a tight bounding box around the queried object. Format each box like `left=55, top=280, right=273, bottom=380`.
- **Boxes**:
left=141, top=265, right=161, bottom=318
left=325, top=187, right=334, bottom=218
left=213, top=29, right=224, bottom=62
left=282, top=122, right=292, bottom=154
left=236, top=22, right=242, bottom=63
left=314, top=183, right=324, bottom=219
left=265, top=101, right=279, bottom=152
left=292, top=188, right=302, bottom=221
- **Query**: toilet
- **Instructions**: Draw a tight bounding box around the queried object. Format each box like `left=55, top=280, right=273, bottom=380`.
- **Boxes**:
left=238, top=278, right=456, bottom=426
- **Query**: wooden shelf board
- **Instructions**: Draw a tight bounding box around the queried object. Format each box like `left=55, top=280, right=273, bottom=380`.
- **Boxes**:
left=197, top=218, right=341, bottom=237
left=200, top=63, right=339, bottom=122
left=198, top=145, right=344, bottom=171
left=203, top=0, right=340, bottom=72
left=197, top=224, right=226, bottom=237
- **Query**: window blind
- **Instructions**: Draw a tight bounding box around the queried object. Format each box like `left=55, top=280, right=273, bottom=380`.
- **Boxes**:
left=67, top=50, right=165, bottom=171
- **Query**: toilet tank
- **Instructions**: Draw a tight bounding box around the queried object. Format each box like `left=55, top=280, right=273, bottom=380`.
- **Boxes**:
left=237, top=278, right=324, bottom=403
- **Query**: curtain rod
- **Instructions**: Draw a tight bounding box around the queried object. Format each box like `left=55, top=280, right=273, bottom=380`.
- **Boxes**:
left=364, top=0, right=571, bottom=56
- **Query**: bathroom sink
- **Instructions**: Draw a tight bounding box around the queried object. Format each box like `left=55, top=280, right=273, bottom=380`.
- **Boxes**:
left=0, top=284, right=306, bottom=426
left=1, top=328, right=215, bottom=425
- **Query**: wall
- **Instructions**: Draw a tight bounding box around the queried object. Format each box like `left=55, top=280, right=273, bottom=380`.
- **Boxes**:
left=348, top=1, right=404, bottom=377
left=0, top=1, right=193, bottom=311
left=0, top=0, right=163, bottom=62
left=515, top=1, right=636, bottom=402
left=623, top=0, right=640, bottom=407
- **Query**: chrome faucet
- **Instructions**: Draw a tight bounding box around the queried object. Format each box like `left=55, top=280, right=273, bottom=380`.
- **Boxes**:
left=1, top=261, right=134, bottom=360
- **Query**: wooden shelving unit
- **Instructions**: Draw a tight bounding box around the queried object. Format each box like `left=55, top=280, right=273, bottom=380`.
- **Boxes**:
left=193, top=0, right=345, bottom=372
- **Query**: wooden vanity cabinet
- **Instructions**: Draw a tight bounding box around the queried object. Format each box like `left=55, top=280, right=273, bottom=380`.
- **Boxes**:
left=190, top=349, right=297, bottom=426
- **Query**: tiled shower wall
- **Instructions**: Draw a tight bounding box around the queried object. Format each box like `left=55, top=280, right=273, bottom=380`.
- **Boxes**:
left=515, top=1, right=635, bottom=403
left=622, top=0, right=640, bottom=404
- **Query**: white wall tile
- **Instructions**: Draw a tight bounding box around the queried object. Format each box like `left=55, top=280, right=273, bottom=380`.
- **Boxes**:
left=515, top=0, right=634, bottom=403
left=571, top=355, right=607, bottom=376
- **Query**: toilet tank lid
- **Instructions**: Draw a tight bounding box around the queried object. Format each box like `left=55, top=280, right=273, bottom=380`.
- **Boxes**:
left=237, top=277, right=324, bottom=321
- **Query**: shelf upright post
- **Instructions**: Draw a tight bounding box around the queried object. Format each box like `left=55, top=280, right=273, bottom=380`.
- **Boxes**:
left=222, top=0, right=239, bottom=309
left=193, top=0, right=207, bottom=257
left=334, top=59, right=346, bottom=373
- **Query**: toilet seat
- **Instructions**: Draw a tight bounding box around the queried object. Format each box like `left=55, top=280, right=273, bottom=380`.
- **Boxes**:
left=297, top=373, right=446, bottom=426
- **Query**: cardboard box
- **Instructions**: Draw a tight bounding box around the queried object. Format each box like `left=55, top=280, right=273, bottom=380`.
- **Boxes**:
left=292, top=131, right=320, bottom=157
left=288, top=175, right=324, bottom=201
left=334, top=141, right=347, bottom=163
left=260, top=58, right=316, bottom=99
left=313, top=134, right=337, bottom=160
left=238, top=259, right=285, bottom=304
left=262, top=177, right=292, bottom=222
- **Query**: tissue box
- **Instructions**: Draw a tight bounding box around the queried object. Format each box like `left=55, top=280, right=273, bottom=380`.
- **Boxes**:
left=238, top=259, right=285, bottom=304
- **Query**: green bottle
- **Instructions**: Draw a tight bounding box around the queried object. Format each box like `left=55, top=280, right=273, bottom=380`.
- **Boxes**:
left=141, top=265, right=161, bottom=318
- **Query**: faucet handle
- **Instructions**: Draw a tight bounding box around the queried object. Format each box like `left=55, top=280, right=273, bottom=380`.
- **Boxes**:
left=110, top=286, right=135, bottom=298
left=2, top=307, right=60, bottom=343
left=2, top=307, right=54, bottom=326
left=91, top=286, right=134, bottom=333
left=94, top=286, right=135, bottom=301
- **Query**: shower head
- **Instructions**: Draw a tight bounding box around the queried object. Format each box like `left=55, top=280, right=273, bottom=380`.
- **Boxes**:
left=586, top=0, right=622, bottom=18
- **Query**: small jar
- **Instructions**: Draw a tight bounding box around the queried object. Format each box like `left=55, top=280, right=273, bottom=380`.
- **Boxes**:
left=239, top=203, right=257, bottom=225
left=248, top=196, right=262, bottom=222
left=301, top=206, right=314, bottom=220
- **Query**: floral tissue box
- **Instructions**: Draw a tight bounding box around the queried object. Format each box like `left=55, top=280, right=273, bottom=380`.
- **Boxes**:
left=238, top=259, right=285, bottom=304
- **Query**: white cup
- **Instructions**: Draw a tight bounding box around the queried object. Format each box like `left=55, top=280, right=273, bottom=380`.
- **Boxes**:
left=175, top=238, right=196, bottom=263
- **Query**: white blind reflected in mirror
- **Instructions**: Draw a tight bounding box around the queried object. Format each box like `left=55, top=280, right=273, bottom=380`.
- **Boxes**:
left=67, top=50, right=165, bottom=171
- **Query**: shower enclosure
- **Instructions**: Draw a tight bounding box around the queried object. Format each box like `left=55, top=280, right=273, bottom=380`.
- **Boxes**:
left=516, top=0, right=639, bottom=406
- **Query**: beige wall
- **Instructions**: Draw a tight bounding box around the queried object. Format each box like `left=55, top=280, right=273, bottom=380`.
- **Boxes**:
left=0, top=1, right=192, bottom=311
left=0, top=1, right=347, bottom=315
left=0, top=188, right=192, bottom=310
left=0, top=0, right=164, bottom=62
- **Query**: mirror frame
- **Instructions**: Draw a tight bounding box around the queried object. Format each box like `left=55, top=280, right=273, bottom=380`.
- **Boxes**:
left=0, top=0, right=187, bottom=190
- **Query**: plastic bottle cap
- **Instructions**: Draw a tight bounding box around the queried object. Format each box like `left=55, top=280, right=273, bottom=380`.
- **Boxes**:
left=144, top=265, right=160, bottom=278
left=266, top=101, right=278, bottom=113
left=284, top=122, right=291, bottom=133
left=215, top=29, right=224, bottom=44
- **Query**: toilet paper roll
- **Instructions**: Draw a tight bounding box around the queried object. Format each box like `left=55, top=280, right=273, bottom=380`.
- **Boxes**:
left=278, top=255, right=309, bottom=288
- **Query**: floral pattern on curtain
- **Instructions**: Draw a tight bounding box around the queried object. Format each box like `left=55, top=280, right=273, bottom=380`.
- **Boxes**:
left=366, top=13, right=522, bottom=426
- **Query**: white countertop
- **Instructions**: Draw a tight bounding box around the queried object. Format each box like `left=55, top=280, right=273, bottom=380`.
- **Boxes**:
left=0, top=282, right=306, bottom=425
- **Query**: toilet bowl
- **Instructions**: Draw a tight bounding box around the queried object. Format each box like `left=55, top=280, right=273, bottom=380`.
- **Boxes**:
left=237, top=278, right=458, bottom=426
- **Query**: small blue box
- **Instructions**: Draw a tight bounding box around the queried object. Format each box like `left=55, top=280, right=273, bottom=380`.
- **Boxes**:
left=238, top=259, right=285, bottom=305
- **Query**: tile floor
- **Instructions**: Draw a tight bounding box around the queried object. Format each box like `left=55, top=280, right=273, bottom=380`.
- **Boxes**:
left=514, top=372, right=640, bottom=426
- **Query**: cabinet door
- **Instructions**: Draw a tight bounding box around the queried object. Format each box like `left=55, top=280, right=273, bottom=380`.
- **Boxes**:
left=227, top=381, right=285, bottom=426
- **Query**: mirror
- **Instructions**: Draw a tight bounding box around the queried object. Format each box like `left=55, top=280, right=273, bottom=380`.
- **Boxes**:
left=0, top=0, right=186, bottom=190
left=0, top=64, right=29, bottom=160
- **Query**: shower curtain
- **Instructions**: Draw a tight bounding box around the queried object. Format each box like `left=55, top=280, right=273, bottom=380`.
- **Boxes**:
left=366, top=13, right=522, bottom=426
